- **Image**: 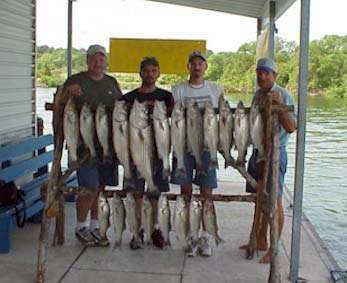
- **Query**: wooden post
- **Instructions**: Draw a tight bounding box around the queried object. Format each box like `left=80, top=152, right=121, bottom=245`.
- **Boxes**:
left=268, top=114, right=281, bottom=283
left=36, top=87, right=69, bottom=282
left=36, top=184, right=51, bottom=283
left=53, top=192, right=65, bottom=246
left=246, top=95, right=273, bottom=259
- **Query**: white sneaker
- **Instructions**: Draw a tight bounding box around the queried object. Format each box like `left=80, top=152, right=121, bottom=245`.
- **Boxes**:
left=198, top=234, right=212, bottom=257
left=186, top=237, right=199, bottom=257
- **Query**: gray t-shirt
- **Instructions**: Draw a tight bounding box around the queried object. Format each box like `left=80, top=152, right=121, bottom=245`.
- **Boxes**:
left=172, top=80, right=224, bottom=108
left=64, top=71, right=122, bottom=112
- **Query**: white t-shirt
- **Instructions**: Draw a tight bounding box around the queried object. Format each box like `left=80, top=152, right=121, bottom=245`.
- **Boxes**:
left=172, top=80, right=224, bottom=108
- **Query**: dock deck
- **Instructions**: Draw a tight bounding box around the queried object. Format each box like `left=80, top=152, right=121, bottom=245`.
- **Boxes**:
left=0, top=181, right=333, bottom=283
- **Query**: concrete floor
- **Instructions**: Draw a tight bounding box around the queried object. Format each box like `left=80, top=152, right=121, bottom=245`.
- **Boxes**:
left=0, top=182, right=334, bottom=283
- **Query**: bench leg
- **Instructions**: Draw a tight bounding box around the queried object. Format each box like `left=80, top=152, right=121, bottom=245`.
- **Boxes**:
left=0, top=213, right=12, bottom=254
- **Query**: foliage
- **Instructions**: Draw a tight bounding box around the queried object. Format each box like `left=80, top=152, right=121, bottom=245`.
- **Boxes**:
left=36, top=35, right=347, bottom=98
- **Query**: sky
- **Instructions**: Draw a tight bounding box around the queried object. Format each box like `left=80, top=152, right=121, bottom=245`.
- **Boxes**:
left=36, top=0, right=347, bottom=53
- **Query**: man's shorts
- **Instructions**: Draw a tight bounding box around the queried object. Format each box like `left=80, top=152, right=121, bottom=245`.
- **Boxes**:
left=170, top=151, right=218, bottom=189
left=123, top=162, right=170, bottom=194
left=246, top=147, right=287, bottom=198
left=77, top=160, right=119, bottom=189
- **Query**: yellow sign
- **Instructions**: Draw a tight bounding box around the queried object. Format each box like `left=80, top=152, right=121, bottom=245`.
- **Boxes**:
left=108, top=38, right=206, bottom=75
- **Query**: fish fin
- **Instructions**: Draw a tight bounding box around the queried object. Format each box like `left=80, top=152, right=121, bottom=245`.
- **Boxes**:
left=174, top=120, right=180, bottom=128
left=113, top=241, right=122, bottom=250
left=159, top=121, right=165, bottom=131
left=139, top=131, right=145, bottom=142
left=119, top=124, right=124, bottom=135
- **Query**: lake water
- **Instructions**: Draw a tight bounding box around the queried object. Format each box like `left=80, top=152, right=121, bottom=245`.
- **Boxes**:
left=36, top=88, right=347, bottom=269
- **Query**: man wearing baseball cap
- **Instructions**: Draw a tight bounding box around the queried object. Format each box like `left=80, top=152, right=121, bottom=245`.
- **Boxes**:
left=120, top=56, right=174, bottom=250
left=171, top=50, right=225, bottom=257
left=63, top=44, right=122, bottom=247
left=241, top=57, right=297, bottom=263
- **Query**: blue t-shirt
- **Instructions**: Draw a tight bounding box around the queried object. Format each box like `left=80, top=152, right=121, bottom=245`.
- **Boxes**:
left=252, top=83, right=296, bottom=147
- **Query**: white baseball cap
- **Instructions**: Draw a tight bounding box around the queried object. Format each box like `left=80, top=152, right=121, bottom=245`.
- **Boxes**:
left=86, top=44, right=106, bottom=57
left=256, top=57, right=278, bottom=73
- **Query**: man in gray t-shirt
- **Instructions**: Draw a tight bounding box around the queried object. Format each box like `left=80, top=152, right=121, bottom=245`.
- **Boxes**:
left=63, top=44, right=122, bottom=247
left=171, top=51, right=224, bottom=257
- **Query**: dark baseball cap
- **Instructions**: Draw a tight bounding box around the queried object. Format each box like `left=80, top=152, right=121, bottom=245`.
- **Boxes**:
left=188, top=51, right=206, bottom=63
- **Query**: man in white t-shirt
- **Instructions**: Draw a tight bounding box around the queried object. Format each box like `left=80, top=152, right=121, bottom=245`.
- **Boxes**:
left=171, top=51, right=224, bottom=257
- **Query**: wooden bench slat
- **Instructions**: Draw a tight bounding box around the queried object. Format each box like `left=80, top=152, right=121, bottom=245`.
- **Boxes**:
left=0, top=191, right=43, bottom=215
left=10, top=200, right=44, bottom=223
left=0, top=150, right=53, bottom=183
left=0, top=134, right=53, bottom=163
left=20, top=174, right=49, bottom=194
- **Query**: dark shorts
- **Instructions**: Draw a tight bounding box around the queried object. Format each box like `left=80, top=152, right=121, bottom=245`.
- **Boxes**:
left=123, top=163, right=170, bottom=193
left=77, top=160, right=119, bottom=189
left=170, top=151, right=218, bottom=189
left=246, top=147, right=287, bottom=198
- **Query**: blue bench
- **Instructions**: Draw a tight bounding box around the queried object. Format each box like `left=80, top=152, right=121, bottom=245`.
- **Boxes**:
left=0, top=134, right=77, bottom=253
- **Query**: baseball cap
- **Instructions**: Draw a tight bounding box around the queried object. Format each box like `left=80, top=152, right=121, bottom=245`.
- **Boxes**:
left=87, top=44, right=106, bottom=57
left=256, top=57, right=277, bottom=73
left=188, top=51, right=206, bottom=63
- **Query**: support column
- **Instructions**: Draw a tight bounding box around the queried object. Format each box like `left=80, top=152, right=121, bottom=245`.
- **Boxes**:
left=289, top=0, right=311, bottom=281
left=268, top=0, right=276, bottom=59
left=257, top=18, right=262, bottom=38
left=67, top=0, right=73, bottom=77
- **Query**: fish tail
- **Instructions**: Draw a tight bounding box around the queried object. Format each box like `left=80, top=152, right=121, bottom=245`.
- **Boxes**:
left=215, top=235, right=225, bottom=246
left=113, top=240, right=122, bottom=250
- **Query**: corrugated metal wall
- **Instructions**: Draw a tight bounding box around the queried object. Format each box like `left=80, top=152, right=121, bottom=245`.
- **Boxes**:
left=0, top=0, right=36, bottom=146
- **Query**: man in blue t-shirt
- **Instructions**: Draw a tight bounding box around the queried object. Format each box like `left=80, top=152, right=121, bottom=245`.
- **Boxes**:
left=241, top=57, right=297, bottom=263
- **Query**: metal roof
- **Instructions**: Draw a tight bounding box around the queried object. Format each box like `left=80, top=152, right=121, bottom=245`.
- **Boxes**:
left=146, top=0, right=296, bottom=21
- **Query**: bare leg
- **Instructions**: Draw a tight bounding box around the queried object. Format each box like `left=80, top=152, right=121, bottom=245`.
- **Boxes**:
left=150, top=198, right=158, bottom=225
left=200, top=187, right=213, bottom=231
left=260, top=197, right=284, bottom=264
left=240, top=161, right=266, bottom=251
left=90, top=187, right=103, bottom=220
left=180, top=183, right=192, bottom=202
left=133, top=191, right=143, bottom=225
left=76, top=195, right=94, bottom=223
left=257, top=213, right=268, bottom=251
